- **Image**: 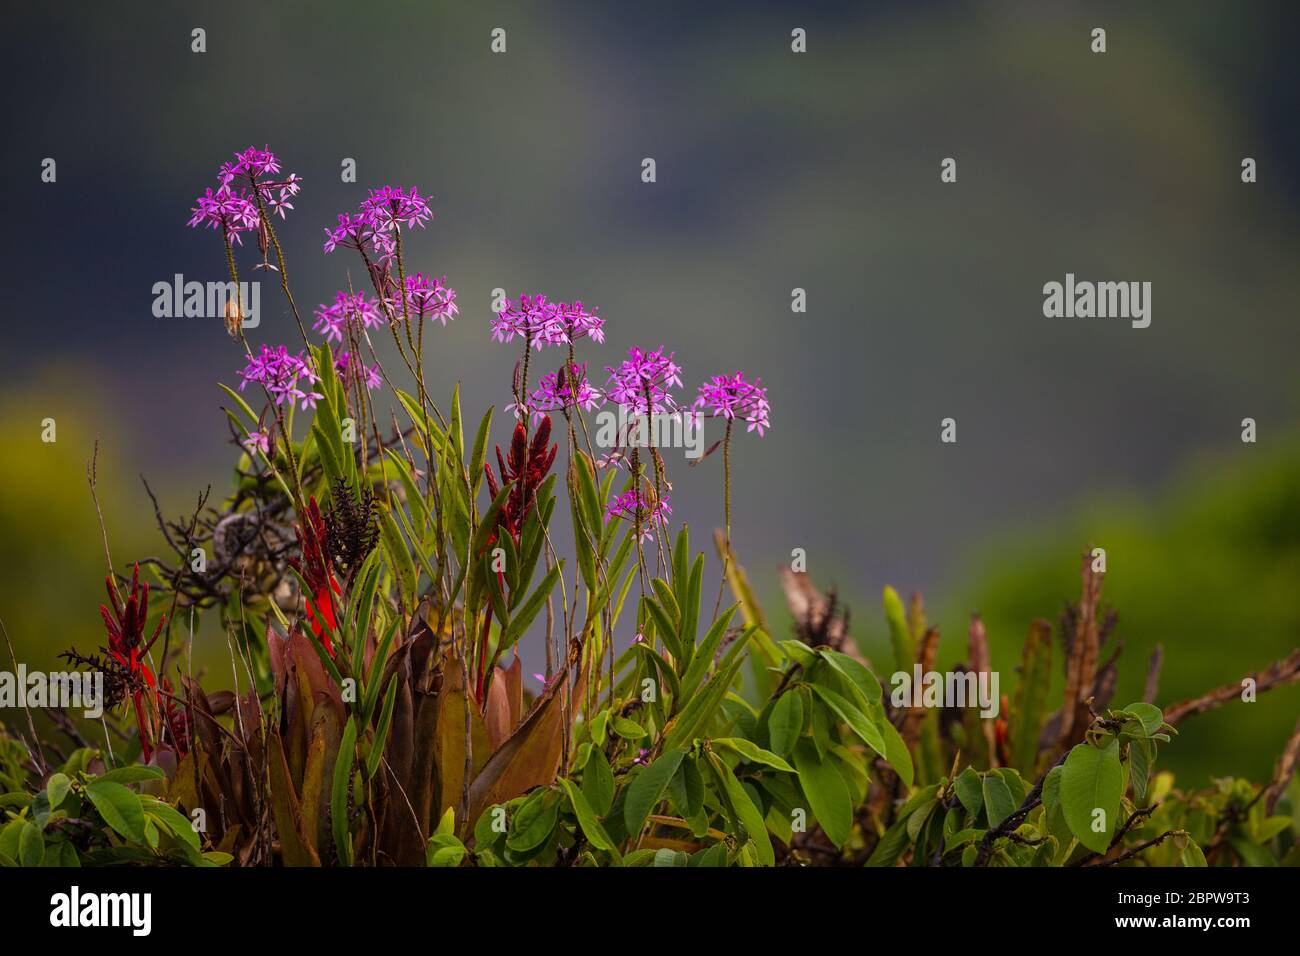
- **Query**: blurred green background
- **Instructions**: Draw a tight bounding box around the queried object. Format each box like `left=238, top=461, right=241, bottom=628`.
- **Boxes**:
left=1, top=1, right=1296, bottom=786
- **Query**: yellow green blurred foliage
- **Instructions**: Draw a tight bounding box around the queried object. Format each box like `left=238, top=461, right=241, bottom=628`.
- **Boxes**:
left=0, top=372, right=146, bottom=671
left=947, top=437, right=1300, bottom=788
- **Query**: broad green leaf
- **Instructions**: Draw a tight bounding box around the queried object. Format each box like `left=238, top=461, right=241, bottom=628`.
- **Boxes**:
left=954, top=766, right=984, bottom=817
left=45, top=773, right=71, bottom=810
left=1129, top=736, right=1154, bottom=804
left=819, top=649, right=882, bottom=705
left=982, top=773, right=1016, bottom=828
left=778, top=639, right=818, bottom=669
left=611, top=716, right=645, bottom=740
left=558, top=778, right=621, bottom=861
left=1042, top=764, right=1063, bottom=811
left=1121, top=702, right=1165, bottom=737
left=96, top=765, right=166, bottom=786
left=767, top=691, right=804, bottom=757
left=506, top=789, right=559, bottom=853
left=865, top=815, right=911, bottom=867
left=869, top=698, right=914, bottom=789
left=707, top=752, right=774, bottom=866
left=426, top=833, right=467, bottom=867
left=792, top=740, right=852, bottom=848
left=667, top=757, right=705, bottom=819
left=809, top=684, right=885, bottom=758
left=141, top=799, right=200, bottom=851
left=1060, top=739, right=1123, bottom=854
left=713, top=738, right=795, bottom=773
left=624, top=748, right=687, bottom=837
left=85, top=780, right=146, bottom=844
left=18, top=821, right=44, bottom=867
left=582, top=746, right=615, bottom=817
left=1181, top=839, right=1207, bottom=867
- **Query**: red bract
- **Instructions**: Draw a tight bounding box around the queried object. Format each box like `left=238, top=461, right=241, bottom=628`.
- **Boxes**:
left=288, top=497, right=342, bottom=656
left=476, top=416, right=557, bottom=700
left=100, top=564, right=165, bottom=667
left=159, top=677, right=190, bottom=759
left=97, top=564, right=177, bottom=760
left=483, top=415, right=557, bottom=545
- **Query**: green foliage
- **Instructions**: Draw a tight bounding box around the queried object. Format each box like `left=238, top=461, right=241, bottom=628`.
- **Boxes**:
left=949, top=440, right=1300, bottom=786
left=10, top=182, right=1295, bottom=869
left=0, top=744, right=227, bottom=867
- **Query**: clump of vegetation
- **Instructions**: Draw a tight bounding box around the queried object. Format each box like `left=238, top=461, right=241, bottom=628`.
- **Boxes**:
left=2, top=147, right=1297, bottom=867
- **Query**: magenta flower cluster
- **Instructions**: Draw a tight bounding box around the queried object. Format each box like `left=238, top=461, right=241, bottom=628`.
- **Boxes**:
left=324, top=186, right=434, bottom=262
left=605, top=489, right=672, bottom=540
left=487, top=293, right=772, bottom=537
left=218, top=146, right=280, bottom=184
left=524, top=361, right=603, bottom=424
left=361, top=186, right=434, bottom=232
left=392, top=273, right=458, bottom=325
left=189, top=146, right=301, bottom=244
left=692, top=371, right=771, bottom=436
left=187, top=186, right=260, bottom=245
left=313, top=291, right=384, bottom=343
left=218, top=145, right=302, bottom=219
left=603, top=346, right=684, bottom=416
left=490, top=294, right=604, bottom=349
left=238, top=345, right=322, bottom=410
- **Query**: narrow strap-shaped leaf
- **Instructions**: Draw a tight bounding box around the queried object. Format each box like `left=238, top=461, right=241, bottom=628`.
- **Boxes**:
left=331, top=716, right=358, bottom=867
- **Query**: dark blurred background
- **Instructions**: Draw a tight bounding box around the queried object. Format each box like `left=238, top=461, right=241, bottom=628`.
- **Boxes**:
left=2, top=1, right=1297, bottom=785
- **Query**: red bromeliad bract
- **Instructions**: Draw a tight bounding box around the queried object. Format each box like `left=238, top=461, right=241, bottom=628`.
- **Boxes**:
left=288, top=497, right=342, bottom=657
left=474, top=415, right=558, bottom=698
left=97, top=563, right=189, bottom=761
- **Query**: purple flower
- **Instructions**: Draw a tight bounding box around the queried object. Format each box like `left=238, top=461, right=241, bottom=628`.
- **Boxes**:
left=323, top=186, right=433, bottom=262
left=520, top=361, right=603, bottom=423
left=335, top=351, right=382, bottom=392
left=490, top=293, right=552, bottom=345
left=216, top=145, right=302, bottom=220
left=238, top=345, right=321, bottom=410
left=633, top=748, right=650, bottom=766
left=313, top=291, right=385, bottom=342
left=605, top=488, right=671, bottom=540
left=490, top=294, right=604, bottom=349
left=187, top=185, right=260, bottom=245
left=242, top=429, right=270, bottom=456
left=536, top=300, right=604, bottom=347
left=603, top=347, right=683, bottom=415
left=323, top=211, right=396, bottom=259
left=692, top=371, right=771, bottom=436
left=391, top=273, right=458, bottom=325
left=218, top=146, right=280, bottom=185
left=361, top=186, right=434, bottom=232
